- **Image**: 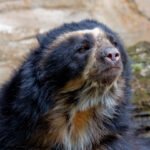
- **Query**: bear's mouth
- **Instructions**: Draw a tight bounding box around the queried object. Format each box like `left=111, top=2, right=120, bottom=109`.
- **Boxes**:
left=102, top=66, right=121, bottom=72
left=102, top=66, right=122, bottom=76
left=101, top=66, right=122, bottom=84
left=88, top=64, right=122, bottom=85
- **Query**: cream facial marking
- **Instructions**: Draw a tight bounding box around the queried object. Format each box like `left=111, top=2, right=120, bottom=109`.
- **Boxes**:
left=50, top=28, right=104, bottom=49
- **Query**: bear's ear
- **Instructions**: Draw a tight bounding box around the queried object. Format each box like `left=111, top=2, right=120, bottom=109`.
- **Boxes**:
left=36, top=33, right=47, bottom=45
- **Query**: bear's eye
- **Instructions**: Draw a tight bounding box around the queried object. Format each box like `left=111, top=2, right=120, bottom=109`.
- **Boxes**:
left=108, top=36, right=118, bottom=47
left=112, top=40, right=118, bottom=47
left=77, top=41, right=90, bottom=53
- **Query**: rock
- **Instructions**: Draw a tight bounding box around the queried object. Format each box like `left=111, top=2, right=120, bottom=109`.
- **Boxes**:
left=128, top=41, right=150, bottom=103
left=0, top=0, right=150, bottom=45
left=128, top=41, right=150, bottom=77
left=135, top=0, right=150, bottom=19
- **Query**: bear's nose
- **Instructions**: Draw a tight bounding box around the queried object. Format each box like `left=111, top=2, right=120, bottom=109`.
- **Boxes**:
left=104, top=48, right=120, bottom=64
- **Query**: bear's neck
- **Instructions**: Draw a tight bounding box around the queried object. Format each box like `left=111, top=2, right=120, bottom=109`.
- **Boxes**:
left=30, top=78, right=125, bottom=149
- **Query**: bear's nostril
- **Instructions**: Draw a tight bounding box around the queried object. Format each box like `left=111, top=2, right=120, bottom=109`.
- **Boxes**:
left=115, top=53, right=119, bottom=58
left=107, top=53, right=113, bottom=60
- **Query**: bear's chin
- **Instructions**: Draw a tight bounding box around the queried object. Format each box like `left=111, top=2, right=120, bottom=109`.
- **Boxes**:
left=89, top=67, right=122, bottom=86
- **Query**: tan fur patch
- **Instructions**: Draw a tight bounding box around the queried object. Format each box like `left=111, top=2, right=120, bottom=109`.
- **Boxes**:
left=71, top=108, right=94, bottom=134
left=60, top=76, right=85, bottom=93
left=30, top=110, right=67, bottom=147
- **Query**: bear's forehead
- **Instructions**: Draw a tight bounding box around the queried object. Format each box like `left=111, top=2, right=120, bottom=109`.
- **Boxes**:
left=63, top=27, right=104, bottom=38
left=50, top=27, right=106, bottom=48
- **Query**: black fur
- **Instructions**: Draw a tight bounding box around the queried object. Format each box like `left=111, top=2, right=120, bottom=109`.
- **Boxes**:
left=0, top=20, right=148, bottom=149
